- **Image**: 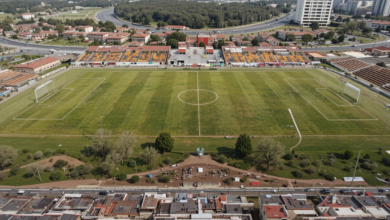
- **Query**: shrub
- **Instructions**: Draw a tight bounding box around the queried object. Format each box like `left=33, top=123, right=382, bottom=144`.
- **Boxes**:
left=164, top=157, right=172, bottom=164
left=44, top=166, right=54, bottom=172
left=70, top=169, right=79, bottom=178
left=240, top=176, right=247, bottom=182
left=27, top=154, right=32, bottom=159
left=364, top=154, right=370, bottom=159
left=307, top=166, right=315, bottom=174
left=50, top=171, right=62, bottom=180
left=287, top=161, right=294, bottom=167
left=54, top=149, right=65, bottom=155
left=131, top=175, right=140, bottom=183
left=151, top=179, right=155, bottom=184
left=22, top=149, right=29, bottom=153
left=159, top=175, right=170, bottom=183
left=327, top=153, right=335, bottom=159
left=10, top=166, right=20, bottom=175
left=344, top=166, right=352, bottom=172
left=34, top=151, right=43, bottom=159
left=225, top=177, right=233, bottom=185
left=293, top=170, right=304, bottom=178
left=127, top=160, right=136, bottom=167
left=301, top=159, right=310, bottom=167
left=284, top=154, right=293, bottom=160
left=312, top=160, right=320, bottom=166
left=325, top=173, right=335, bottom=181
left=301, top=154, right=310, bottom=160
left=328, top=158, right=336, bottom=166
left=344, top=150, right=354, bottom=160
left=0, top=173, right=6, bottom=181
left=363, top=162, right=378, bottom=170
left=182, top=152, right=190, bottom=159
left=53, top=159, right=68, bottom=168
left=218, top=154, right=228, bottom=163
left=117, top=173, right=127, bottom=181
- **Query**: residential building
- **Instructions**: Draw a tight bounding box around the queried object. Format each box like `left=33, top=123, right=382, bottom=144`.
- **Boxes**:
left=87, top=32, right=110, bottom=41
left=63, top=32, right=85, bottom=39
left=18, top=32, right=32, bottom=41
left=106, top=33, right=130, bottom=44
left=367, top=20, right=390, bottom=29
left=115, top=27, right=130, bottom=32
left=21, top=13, right=35, bottom=19
left=294, top=0, right=333, bottom=27
left=3, top=31, right=15, bottom=37
left=13, top=57, right=61, bottom=74
left=31, top=33, right=46, bottom=42
left=131, top=33, right=150, bottom=43
left=372, top=0, right=390, bottom=16
left=76, top=26, right=93, bottom=33
left=258, top=33, right=280, bottom=45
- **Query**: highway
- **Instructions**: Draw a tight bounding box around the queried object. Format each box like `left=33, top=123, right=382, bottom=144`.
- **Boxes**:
left=96, top=8, right=296, bottom=35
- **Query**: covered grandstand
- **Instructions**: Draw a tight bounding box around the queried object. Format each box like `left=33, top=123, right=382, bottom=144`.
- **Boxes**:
left=0, top=69, right=37, bottom=90
left=168, top=47, right=224, bottom=67
left=74, top=46, right=170, bottom=66
left=221, top=46, right=310, bottom=66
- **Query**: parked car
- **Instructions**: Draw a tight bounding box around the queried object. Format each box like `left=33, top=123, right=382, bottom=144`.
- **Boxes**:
left=340, top=189, right=350, bottom=194
left=304, top=188, right=315, bottom=192
left=321, top=189, right=331, bottom=194
left=379, top=189, right=389, bottom=193
left=99, top=190, right=109, bottom=195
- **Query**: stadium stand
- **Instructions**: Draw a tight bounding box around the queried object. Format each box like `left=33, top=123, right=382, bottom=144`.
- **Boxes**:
left=353, top=65, right=390, bottom=87
left=74, top=46, right=170, bottom=66
left=327, top=57, right=370, bottom=72
left=0, top=73, right=37, bottom=87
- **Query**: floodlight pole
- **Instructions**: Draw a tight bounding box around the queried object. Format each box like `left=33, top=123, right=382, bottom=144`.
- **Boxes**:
left=98, top=106, right=102, bottom=130
left=318, top=157, right=323, bottom=172
left=38, top=168, right=42, bottom=182
left=383, top=116, right=390, bottom=136
left=350, top=150, right=361, bottom=187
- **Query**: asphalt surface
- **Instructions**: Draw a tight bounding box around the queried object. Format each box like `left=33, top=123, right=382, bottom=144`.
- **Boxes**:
left=96, top=8, right=296, bottom=35
left=0, top=187, right=388, bottom=196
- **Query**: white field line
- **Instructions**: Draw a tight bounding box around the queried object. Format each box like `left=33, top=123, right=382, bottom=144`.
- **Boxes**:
left=197, top=72, right=201, bottom=136
left=13, top=78, right=106, bottom=121
left=315, top=88, right=352, bottom=106
left=288, top=109, right=302, bottom=150
left=285, top=78, right=378, bottom=121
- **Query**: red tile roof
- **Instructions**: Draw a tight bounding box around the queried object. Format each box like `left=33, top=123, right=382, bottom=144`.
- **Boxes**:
left=13, top=57, right=60, bottom=70
left=132, top=34, right=149, bottom=38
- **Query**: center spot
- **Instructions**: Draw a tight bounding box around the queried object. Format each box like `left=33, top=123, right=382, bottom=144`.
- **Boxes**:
left=178, top=89, right=218, bottom=105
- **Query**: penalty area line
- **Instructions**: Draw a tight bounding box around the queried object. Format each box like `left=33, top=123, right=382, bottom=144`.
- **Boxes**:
left=288, top=109, right=302, bottom=151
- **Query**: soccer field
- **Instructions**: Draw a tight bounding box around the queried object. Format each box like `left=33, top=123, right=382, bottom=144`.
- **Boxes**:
left=0, top=68, right=389, bottom=136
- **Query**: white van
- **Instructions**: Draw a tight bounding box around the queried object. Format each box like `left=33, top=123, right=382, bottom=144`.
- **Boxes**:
left=17, top=190, right=25, bottom=195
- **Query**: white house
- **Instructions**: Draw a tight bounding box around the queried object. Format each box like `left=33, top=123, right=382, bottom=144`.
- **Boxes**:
left=21, top=13, right=35, bottom=20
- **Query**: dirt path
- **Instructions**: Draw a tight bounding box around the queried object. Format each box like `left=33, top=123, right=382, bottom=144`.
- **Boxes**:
left=0, top=155, right=85, bottom=173
left=0, top=155, right=366, bottom=189
left=126, top=155, right=362, bottom=187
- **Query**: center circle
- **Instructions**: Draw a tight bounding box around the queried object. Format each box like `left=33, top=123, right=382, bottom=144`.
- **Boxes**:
left=178, top=89, right=219, bottom=105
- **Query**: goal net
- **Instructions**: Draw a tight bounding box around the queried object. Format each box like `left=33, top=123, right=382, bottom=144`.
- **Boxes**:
left=343, top=83, right=360, bottom=104
left=35, top=80, right=55, bottom=103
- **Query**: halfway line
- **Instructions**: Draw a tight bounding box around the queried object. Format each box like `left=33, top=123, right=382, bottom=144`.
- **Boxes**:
left=197, top=72, right=201, bottom=136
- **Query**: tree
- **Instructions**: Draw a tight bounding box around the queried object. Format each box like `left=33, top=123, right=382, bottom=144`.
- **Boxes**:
left=307, top=166, right=315, bottom=174
left=199, top=41, right=206, bottom=47
left=50, top=171, right=62, bottom=180
left=92, top=129, right=112, bottom=158
left=140, top=146, right=159, bottom=165
left=301, top=34, right=313, bottom=45
left=235, top=134, right=252, bottom=157
left=344, top=150, right=354, bottom=160
left=44, top=148, right=53, bottom=157
left=100, top=161, right=115, bottom=175
left=131, top=175, right=140, bottom=183
left=26, top=163, right=43, bottom=178
left=336, top=16, right=343, bottom=22
left=53, top=159, right=68, bottom=169
left=70, top=169, right=79, bottom=178
left=0, top=146, right=18, bottom=170
left=105, top=152, right=121, bottom=170
left=293, top=170, right=304, bottom=178
left=159, top=175, right=170, bottom=183
left=117, top=131, right=137, bottom=164
left=328, top=158, right=336, bottom=166
left=150, top=34, right=162, bottom=42
left=34, top=151, right=43, bottom=159
left=301, top=159, right=310, bottom=167
left=56, top=24, right=65, bottom=35
left=155, top=132, right=175, bottom=153
left=286, top=33, right=295, bottom=41
left=117, top=173, right=127, bottom=181
left=10, top=166, right=20, bottom=175
left=325, top=173, right=335, bottom=181
left=122, top=24, right=128, bottom=28
left=166, top=31, right=187, bottom=41
left=377, top=62, right=386, bottom=67
left=167, top=39, right=178, bottom=48
left=375, top=26, right=382, bottom=33
left=362, top=27, right=372, bottom=34
left=251, top=38, right=259, bottom=46
left=255, top=138, right=284, bottom=169
left=358, top=20, right=367, bottom=29
left=331, top=38, right=339, bottom=44
left=310, top=22, right=319, bottom=30
left=338, top=34, right=345, bottom=43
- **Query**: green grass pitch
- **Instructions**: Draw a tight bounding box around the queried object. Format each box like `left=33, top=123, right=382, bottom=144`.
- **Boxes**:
left=0, top=68, right=389, bottom=136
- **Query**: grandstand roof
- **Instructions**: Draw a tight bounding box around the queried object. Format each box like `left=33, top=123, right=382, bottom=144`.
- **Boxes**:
left=305, top=51, right=327, bottom=58
left=13, top=57, right=60, bottom=70
left=0, top=73, right=37, bottom=86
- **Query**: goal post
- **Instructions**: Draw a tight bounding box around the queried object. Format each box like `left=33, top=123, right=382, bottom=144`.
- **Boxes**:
left=34, top=80, right=55, bottom=103
left=343, top=83, right=360, bottom=104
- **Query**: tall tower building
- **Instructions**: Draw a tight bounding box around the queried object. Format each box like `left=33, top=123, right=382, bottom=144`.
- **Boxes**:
left=294, top=0, right=333, bottom=27
left=372, top=0, right=390, bottom=16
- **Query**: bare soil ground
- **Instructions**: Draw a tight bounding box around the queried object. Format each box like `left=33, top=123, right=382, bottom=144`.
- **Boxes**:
left=0, top=155, right=85, bottom=173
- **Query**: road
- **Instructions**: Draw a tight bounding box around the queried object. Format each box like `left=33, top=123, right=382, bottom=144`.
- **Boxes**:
left=96, top=8, right=295, bottom=35
left=0, top=187, right=388, bottom=197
